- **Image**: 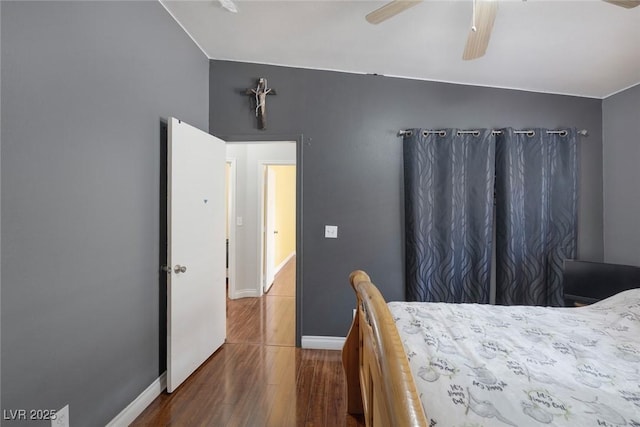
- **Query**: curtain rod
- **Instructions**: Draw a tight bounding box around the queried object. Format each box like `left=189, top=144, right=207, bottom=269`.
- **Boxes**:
left=398, top=129, right=589, bottom=137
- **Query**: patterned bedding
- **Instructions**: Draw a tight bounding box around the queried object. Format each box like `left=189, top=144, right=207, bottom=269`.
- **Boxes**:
left=389, top=289, right=640, bottom=427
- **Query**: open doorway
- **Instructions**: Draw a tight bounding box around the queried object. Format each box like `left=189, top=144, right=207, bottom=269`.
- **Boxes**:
left=224, top=141, right=297, bottom=344
left=225, top=142, right=296, bottom=298
left=262, top=164, right=296, bottom=293
left=159, top=130, right=301, bottom=376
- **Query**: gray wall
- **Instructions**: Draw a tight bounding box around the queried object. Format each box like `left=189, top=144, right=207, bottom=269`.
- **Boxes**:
left=1, top=2, right=208, bottom=425
left=603, top=84, right=640, bottom=266
left=209, top=60, right=604, bottom=339
left=0, top=1, right=3, bottom=415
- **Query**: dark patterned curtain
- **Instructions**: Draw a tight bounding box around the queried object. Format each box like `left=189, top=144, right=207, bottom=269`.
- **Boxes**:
left=495, top=128, right=578, bottom=306
left=403, top=129, right=495, bottom=303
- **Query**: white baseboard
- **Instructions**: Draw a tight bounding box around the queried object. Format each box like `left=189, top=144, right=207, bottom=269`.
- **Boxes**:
left=106, top=372, right=166, bottom=427
left=230, top=288, right=261, bottom=299
left=265, top=252, right=296, bottom=293
left=301, top=335, right=345, bottom=350
left=274, top=251, right=296, bottom=276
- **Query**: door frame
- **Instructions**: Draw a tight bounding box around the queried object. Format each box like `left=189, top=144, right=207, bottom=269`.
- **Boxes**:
left=259, top=161, right=296, bottom=295
left=218, top=133, right=304, bottom=347
left=226, top=158, right=238, bottom=300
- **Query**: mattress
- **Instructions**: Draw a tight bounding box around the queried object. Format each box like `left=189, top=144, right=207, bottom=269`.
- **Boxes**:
left=389, top=289, right=640, bottom=426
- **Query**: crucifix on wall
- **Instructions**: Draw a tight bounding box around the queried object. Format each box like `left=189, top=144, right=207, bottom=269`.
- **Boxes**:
left=245, top=78, right=277, bottom=130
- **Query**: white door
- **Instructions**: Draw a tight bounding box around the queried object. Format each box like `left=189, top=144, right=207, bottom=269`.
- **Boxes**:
left=167, top=117, right=226, bottom=393
left=264, top=166, right=277, bottom=292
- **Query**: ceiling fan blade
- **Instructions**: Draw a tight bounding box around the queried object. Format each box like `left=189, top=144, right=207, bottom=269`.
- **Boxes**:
left=603, top=0, right=640, bottom=8
left=219, top=0, right=238, bottom=13
left=462, top=0, right=498, bottom=61
left=366, top=0, right=423, bottom=25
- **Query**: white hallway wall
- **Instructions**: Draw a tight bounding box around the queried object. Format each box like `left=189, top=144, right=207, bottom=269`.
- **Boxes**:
left=226, top=142, right=296, bottom=297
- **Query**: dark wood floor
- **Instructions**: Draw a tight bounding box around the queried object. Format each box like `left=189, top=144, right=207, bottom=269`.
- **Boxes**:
left=132, top=257, right=364, bottom=426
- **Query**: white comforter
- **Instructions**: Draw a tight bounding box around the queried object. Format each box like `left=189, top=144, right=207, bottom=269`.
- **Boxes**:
left=389, top=289, right=640, bottom=427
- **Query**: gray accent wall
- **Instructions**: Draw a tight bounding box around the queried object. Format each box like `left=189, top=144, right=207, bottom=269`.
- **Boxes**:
left=603, top=84, right=640, bottom=266
left=209, top=60, right=604, bottom=339
left=0, top=1, right=3, bottom=415
left=1, top=2, right=208, bottom=425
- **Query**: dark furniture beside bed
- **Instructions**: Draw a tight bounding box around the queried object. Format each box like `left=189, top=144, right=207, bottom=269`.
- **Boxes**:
left=563, top=259, right=640, bottom=306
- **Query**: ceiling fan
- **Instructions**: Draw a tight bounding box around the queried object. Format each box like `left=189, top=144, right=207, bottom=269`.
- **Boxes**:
left=219, top=0, right=238, bottom=13
left=365, top=0, right=639, bottom=61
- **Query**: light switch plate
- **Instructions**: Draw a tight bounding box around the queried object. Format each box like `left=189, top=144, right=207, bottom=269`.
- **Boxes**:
left=324, top=225, right=338, bottom=239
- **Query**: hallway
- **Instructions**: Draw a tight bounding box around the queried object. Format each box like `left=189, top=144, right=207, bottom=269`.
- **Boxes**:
left=226, top=256, right=296, bottom=347
left=132, top=257, right=363, bottom=426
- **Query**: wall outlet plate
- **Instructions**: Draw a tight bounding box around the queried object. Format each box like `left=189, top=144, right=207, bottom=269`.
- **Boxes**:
left=52, top=405, right=69, bottom=427
left=324, top=225, right=338, bottom=238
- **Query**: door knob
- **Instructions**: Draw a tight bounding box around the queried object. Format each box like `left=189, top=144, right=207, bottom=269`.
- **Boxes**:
left=174, top=265, right=187, bottom=274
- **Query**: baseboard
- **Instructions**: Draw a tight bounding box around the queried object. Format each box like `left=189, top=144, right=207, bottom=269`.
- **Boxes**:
left=231, top=288, right=261, bottom=299
left=265, top=252, right=296, bottom=293
left=274, top=251, right=296, bottom=276
left=301, top=336, right=345, bottom=350
left=106, top=371, right=166, bottom=427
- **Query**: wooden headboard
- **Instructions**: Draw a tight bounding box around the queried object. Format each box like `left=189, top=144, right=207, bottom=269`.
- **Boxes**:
left=563, top=259, right=640, bottom=306
left=342, top=270, right=428, bottom=427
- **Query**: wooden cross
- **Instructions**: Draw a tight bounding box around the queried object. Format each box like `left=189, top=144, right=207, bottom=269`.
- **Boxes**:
left=245, top=78, right=277, bottom=130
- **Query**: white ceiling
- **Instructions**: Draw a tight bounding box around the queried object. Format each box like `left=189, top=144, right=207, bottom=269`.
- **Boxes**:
left=161, top=0, right=640, bottom=99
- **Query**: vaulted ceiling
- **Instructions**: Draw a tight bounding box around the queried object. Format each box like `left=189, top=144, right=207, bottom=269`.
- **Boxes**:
left=162, top=0, right=640, bottom=98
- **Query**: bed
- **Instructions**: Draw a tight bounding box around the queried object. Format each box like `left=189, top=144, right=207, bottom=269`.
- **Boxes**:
left=342, top=267, right=640, bottom=427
